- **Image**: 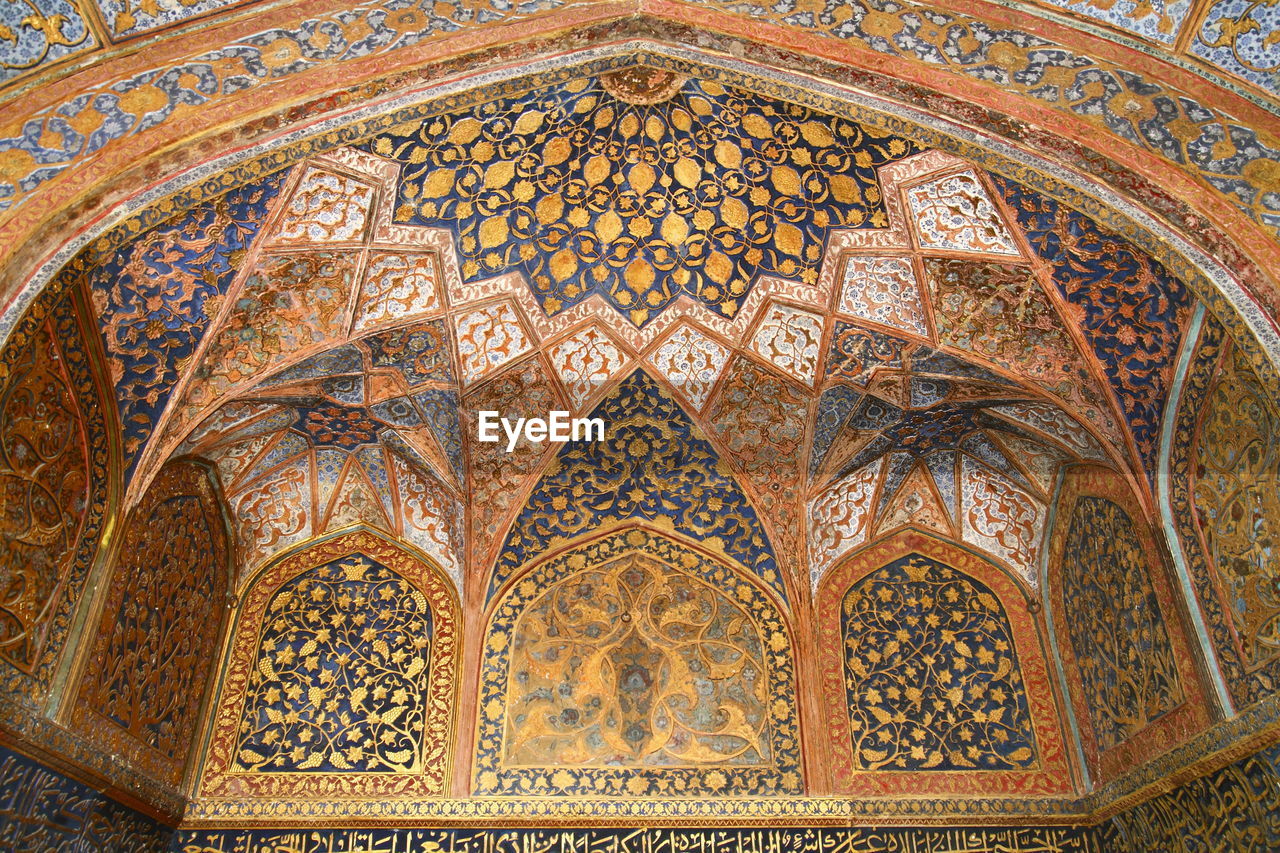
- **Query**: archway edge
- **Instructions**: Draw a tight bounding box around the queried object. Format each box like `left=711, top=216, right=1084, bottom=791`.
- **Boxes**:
left=2, top=23, right=1279, bottom=372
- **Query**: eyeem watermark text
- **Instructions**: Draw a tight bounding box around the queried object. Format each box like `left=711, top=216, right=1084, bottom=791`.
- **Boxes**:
left=477, top=411, right=605, bottom=452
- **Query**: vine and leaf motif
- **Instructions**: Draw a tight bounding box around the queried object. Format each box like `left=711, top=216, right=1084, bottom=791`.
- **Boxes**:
left=0, top=0, right=91, bottom=81
left=1194, top=347, right=1280, bottom=668
left=74, top=461, right=227, bottom=787
left=1197, top=0, right=1280, bottom=75
left=503, top=551, right=771, bottom=768
left=840, top=554, right=1039, bottom=771
left=477, top=528, right=801, bottom=797
left=369, top=71, right=917, bottom=327
left=1061, top=497, right=1183, bottom=752
left=991, top=176, right=1190, bottom=478
left=234, top=555, right=433, bottom=774
left=0, top=317, right=89, bottom=673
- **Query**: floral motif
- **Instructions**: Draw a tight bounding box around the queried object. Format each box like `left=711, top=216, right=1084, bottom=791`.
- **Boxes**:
left=0, top=315, right=90, bottom=672
left=748, top=304, right=824, bottom=385
left=905, top=171, right=1019, bottom=256
left=992, top=176, right=1191, bottom=477
left=491, top=371, right=782, bottom=604
left=1193, top=346, right=1280, bottom=668
left=475, top=528, right=801, bottom=796
left=840, top=553, right=1038, bottom=771
left=1060, top=496, right=1184, bottom=753
left=271, top=168, right=374, bottom=245
left=353, top=253, right=441, bottom=334
left=453, top=302, right=531, bottom=384
left=369, top=72, right=917, bottom=326
left=73, top=461, right=227, bottom=787
left=548, top=326, right=628, bottom=407
left=233, top=555, right=432, bottom=774
left=647, top=325, right=730, bottom=410
left=88, top=174, right=285, bottom=477
left=838, top=256, right=928, bottom=339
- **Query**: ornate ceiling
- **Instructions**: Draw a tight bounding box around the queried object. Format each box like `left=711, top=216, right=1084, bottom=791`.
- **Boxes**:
left=0, top=0, right=1278, bottom=849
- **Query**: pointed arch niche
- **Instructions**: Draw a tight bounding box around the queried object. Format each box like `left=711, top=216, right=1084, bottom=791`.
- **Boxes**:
left=473, top=525, right=802, bottom=797
left=816, top=529, right=1074, bottom=797
left=1047, top=464, right=1211, bottom=785
left=195, top=528, right=459, bottom=813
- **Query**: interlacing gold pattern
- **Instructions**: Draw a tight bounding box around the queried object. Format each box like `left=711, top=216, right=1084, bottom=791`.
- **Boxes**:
left=503, top=551, right=771, bottom=768
left=1194, top=347, right=1280, bottom=667
left=476, top=527, right=801, bottom=796
left=840, top=554, right=1038, bottom=772
left=234, top=555, right=433, bottom=774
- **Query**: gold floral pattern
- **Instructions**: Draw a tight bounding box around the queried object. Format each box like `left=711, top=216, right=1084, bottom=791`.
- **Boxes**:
left=234, top=555, right=433, bottom=774
left=1194, top=346, right=1280, bottom=668
left=840, top=553, right=1038, bottom=772
left=1060, top=496, right=1184, bottom=753
left=200, top=531, right=457, bottom=801
left=369, top=72, right=917, bottom=326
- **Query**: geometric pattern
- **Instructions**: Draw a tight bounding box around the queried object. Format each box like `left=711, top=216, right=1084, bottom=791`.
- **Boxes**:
left=191, top=391, right=465, bottom=589
left=475, top=528, right=802, bottom=796
left=808, top=384, right=1081, bottom=592
left=369, top=73, right=919, bottom=327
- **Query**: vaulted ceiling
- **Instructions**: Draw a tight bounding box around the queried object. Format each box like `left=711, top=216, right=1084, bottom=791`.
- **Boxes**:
left=1, top=0, right=1279, bottom=847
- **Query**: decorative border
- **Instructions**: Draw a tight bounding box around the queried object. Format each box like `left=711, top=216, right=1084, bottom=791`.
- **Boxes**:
left=8, top=37, right=1278, bottom=386
left=815, top=529, right=1074, bottom=797
left=1046, top=464, right=1212, bottom=784
left=196, top=529, right=458, bottom=804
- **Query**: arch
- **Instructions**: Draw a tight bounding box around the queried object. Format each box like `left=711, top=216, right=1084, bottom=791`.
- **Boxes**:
left=2, top=13, right=1279, bottom=338
left=197, top=529, right=458, bottom=806
left=816, top=529, right=1073, bottom=796
left=486, top=369, right=789, bottom=609
left=474, top=525, right=802, bottom=796
left=70, top=458, right=230, bottom=790
left=1047, top=464, right=1211, bottom=783
left=1169, top=318, right=1280, bottom=709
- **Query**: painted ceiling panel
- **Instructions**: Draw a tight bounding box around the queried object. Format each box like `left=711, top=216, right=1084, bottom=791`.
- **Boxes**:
left=365, top=70, right=921, bottom=327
